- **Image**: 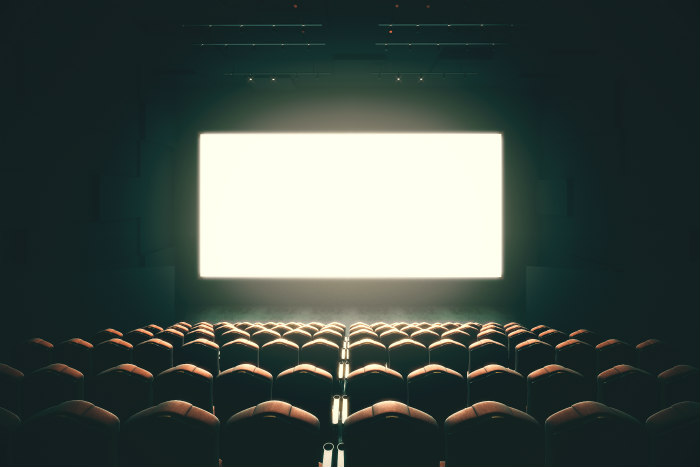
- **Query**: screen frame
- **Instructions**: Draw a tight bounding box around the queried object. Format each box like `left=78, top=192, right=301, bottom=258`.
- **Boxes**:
left=197, top=131, right=504, bottom=280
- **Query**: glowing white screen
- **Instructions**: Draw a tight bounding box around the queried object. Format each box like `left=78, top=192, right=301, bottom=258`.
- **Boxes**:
left=199, top=133, right=502, bottom=278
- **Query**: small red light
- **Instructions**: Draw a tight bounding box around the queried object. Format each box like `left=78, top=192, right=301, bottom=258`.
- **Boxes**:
left=394, top=3, right=399, bottom=8
left=426, top=4, right=430, bottom=8
left=293, top=3, right=298, bottom=8
left=388, top=29, right=393, bottom=34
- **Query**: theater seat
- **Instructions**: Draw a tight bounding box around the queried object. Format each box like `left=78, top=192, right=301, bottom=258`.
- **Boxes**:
left=346, top=364, right=405, bottom=412
left=410, top=329, right=441, bottom=347
left=467, top=364, right=525, bottom=410
left=407, top=364, right=466, bottom=426
left=349, top=339, right=387, bottom=370
left=595, top=339, right=635, bottom=373
left=22, top=363, right=84, bottom=418
left=646, top=401, right=700, bottom=467
left=507, top=329, right=536, bottom=366
left=379, top=329, right=409, bottom=347
left=658, top=365, right=700, bottom=408
left=515, top=339, right=554, bottom=377
left=445, top=401, right=543, bottom=466
left=55, top=338, right=93, bottom=380
left=133, top=338, right=173, bottom=377
left=222, top=400, right=321, bottom=467
left=545, top=401, right=645, bottom=466
left=91, top=328, right=122, bottom=346
left=15, top=400, right=119, bottom=466
left=527, top=364, right=589, bottom=424
left=218, top=328, right=250, bottom=346
left=313, top=328, right=344, bottom=347
left=538, top=329, right=569, bottom=348
left=154, top=364, right=213, bottom=412
left=122, top=328, right=154, bottom=347
left=428, top=338, right=468, bottom=377
left=121, top=400, right=219, bottom=467
left=300, top=338, right=340, bottom=374
left=0, top=364, right=23, bottom=416
left=555, top=339, right=596, bottom=382
left=0, top=407, right=20, bottom=466
left=636, top=339, right=677, bottom=376
left=440, top=329, right=476, bottom=349
left=259, top=338, right=299, bottom=378
left=94, top=363, right=153, bottom=422
left=215, top=364, right=272, bottom=424
left=154, top=328, right=185, bottom=352
left=185, top=328, right=216, bottom=345
left=274, top=364, right=333, bottom=432
left=468, top=339, right=508, bottom=373
left=476, top=328, right=507, bottom=347
left=388, top=339, right=428, bottom=377
left=282, top=329, right=313, bottom=347
left=94, top=338, right=133, bottom=375
left=597, top=364, right=658, bottom=422
left=343, top=400, right=440, bottom=467
left=249, top=329, right=281, bottom=347
left=569, top=329, right=602, bottom=347
left=179, top=338, right=220, bottom=377
left=221, top=338, right=259, bottom=370
left=14, top=338, right=53, bottom=375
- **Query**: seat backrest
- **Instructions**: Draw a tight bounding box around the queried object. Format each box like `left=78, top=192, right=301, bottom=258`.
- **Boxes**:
left=0, top=364, right=23, bottom=416
left=636, top=339, right=677, bottom=376
left=657, top=364, right=700, bottom=408
left=121, top=400, right=220, bottom=467
left=545, top=401, right=645, bottom=467
left=346, top=364, right=405, bottom=411
left=215, top=364, right=272, bottom=424
left=527, top=364, right=588, bottom=424
left=407, top=364, right=466, bottom=426
left=388, top=339, right=428, bottom=377
left=646, top=401, right=700, bottom=467
left=94, top=338, right=133, bottom=375
left=597, top=364, right=658, bottom=422
left=428, top=339, right=468, bottom=377
left=179, top=338, right=220, bottom=377
left=220, top=338, right=259, bottom=371
left=595, top=339, right=636, bottom=374
left=133, top=338, right=173, bottom=377
left=515, top=339, right=554, bottom=377
left=445, top=401, right=543, bottom=466
left=22, top=363, right=84, bottom=418
left=55, top=338, right=93, bottom=380
left=349, top=339, right=387, bottom=369
left=555, top=339, right=596, bottom=382
left=222, top=400, right=320, bottom=467
left=274, top=364, right=333, bottom=427
left=16, top=400, right=119, bottom=467
left=14, top=338, right=53, bottom=375
left=0, top=407, right=20, bottom=465
left=122, top=328, right=154, bottom=347
left=467, top=364, right=526, bottom=411
left=468, top=339, right=508, bottom=373
left=94, top=363, right=153, bottom=422
left=259, top=338, right=299, bottom=378
left=342, top=400, right=440, bottom=467
left=299, top=338, right=340, bottom=374
left=154, top=363, right=214, bottom=412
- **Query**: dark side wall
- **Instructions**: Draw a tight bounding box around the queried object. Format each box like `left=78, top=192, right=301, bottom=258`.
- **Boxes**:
left=0, top=1, right=697, bottom=362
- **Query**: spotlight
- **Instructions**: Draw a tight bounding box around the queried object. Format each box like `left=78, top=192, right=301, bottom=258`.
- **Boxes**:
left=419, top=75, right=424, bottom=82
left=396, top=74, right=401, bottom=81
left=271, top=77, right=276, bottom=81
left=248, top=76, right=253, bottom=82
